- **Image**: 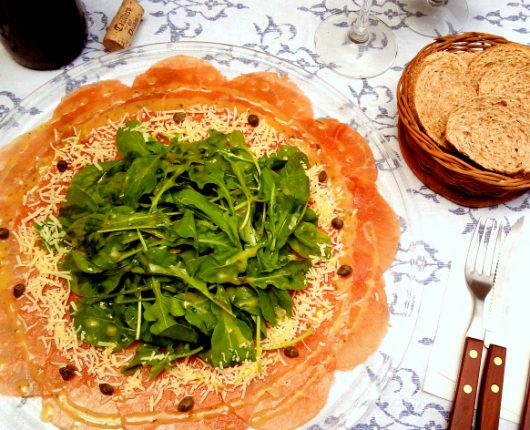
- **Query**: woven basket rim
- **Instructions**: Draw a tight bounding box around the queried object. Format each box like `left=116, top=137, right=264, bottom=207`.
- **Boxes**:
left=397, top=32, right=530, bottom=207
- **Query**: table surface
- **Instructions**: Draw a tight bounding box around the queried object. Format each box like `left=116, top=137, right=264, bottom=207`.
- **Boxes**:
left=1, top=1, right=528, bottom=429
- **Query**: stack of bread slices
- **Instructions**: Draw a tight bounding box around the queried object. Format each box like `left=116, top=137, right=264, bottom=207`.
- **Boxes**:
left=411, top=42, right=530, bottom=176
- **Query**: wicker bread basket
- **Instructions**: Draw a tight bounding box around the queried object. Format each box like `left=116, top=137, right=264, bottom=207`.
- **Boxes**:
left=397, top=32, right=530, bottom=207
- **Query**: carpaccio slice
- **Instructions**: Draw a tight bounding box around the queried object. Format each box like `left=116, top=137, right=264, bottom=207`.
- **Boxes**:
left=0, top=56, right=399, bottom=429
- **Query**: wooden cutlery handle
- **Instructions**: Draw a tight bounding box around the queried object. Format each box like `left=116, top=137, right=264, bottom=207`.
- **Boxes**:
left=448, top=337, right=484, bottom=430
left=521, top=367, right=530, bottom=430
left=477, top=344, right=506, bottom=430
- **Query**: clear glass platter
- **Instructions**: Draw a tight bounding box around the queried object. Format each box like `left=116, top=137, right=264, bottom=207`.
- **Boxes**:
left=0, top=41, right=422, bottom=429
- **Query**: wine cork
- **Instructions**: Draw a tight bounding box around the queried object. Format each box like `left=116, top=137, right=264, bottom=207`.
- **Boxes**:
left=103, top=0, right=144, bottom=52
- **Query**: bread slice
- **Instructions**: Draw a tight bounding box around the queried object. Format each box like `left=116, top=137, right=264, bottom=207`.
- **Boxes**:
left=446, top=96, right=530, bottom=175
left=411, top=51, right=476, bottom=148
left=479, top=66, right=530, bottom=109
left=468, top=43, right=530, bottom=91
left=458, top=51, right=480, bottom=66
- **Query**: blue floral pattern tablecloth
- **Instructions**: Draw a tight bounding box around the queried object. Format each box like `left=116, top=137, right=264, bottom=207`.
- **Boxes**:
left=0, top=1, right=529, bottom=429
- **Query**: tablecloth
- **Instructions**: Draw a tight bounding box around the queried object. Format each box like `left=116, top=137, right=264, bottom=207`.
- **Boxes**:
left=0, top=1, right=529, bottom=429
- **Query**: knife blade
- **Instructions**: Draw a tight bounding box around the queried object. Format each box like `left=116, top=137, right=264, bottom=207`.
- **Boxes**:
left=477, top=216, right=525, bottom=430
left=484, top=216, right=525, bottom=348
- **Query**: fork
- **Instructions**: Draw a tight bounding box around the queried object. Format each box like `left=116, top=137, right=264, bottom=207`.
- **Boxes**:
left=448, top=217, right=504, bottom=430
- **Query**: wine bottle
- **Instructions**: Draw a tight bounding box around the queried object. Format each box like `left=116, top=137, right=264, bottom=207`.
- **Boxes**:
left=0, top=0, right=87, bottom=70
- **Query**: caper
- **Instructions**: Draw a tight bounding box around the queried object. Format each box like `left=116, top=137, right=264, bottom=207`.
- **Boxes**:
left=247, top=114, right=260, bottom=127
left=173, top=111, right=186, bottom=123
left=337, top=265, right=353, bottom=277
left=331, top=217, right=344, bottom=230
left=59, top=364, right=76, bottom=381
left=283, top=346, right=299, bottom=358
left=56, top=160, right=69, bottom=172
left=0, top=227, right=9, bottom=240
left=318, top=170, right=327, bottom=182
left=13, top=283, right=26, bottom=298
left=177, top=395, right=194, bottom=412
left=99, top=383, right=114, bottom=396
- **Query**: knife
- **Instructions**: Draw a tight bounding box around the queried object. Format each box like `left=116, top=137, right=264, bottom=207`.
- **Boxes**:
left=477, top=216, right=525, bottom=429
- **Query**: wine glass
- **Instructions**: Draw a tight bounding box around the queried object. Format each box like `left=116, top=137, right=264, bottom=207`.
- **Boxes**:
left=315, top=0, right=398, bottom=78
left=404, top=0, right=469, bottom=37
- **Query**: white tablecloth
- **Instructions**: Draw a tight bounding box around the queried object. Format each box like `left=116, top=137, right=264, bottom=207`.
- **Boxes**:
left=1, top=1, right=529, bottom=429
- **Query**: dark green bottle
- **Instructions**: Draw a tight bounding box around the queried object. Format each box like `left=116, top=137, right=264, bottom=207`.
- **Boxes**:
left=0, top=0, right=87, bottom=70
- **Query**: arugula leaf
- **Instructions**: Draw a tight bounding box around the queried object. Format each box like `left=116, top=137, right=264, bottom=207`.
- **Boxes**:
left=121, top=155, right=161, bottom=208
left=97, top=211, right=171, bottom=233
left=226, top=286, right=260, bottom=315
left=269, top=287, right=293, bottom=317
left=68, top=270, right=124, bottom=298
left=71, top=299, right=136, bottom=351
left=58, top=124, right=331, bottom=373
left=202, top=305, right=256, bottom=367
left=143, top=278, right=179, bottom=334
left=139, top=248, right=234, bottom=316
left=255, top=287, right=277, bottom=325
left=122, top=343, right=203, bottom=380
left=174, top=188, right=240, bottom=247
left=196, top=230, right=233, bottom=254
left=172, top=209, right=198, bottom=251
left=196, top=246, right=258, bottom=284
left=141, top=278, right=198, bottom=343
left=188, top=161, right=234, bottom=213
left=180, top=292, right=217, bottom=335
left=150, top=164, right=187, bottom=212
left=288, top=221, right=331, bottom=258
left=116, top=121, right=166, bottom=157
left=303, top=208, right=318, bottom=223
left=244, top=261, right=311, bottom=290
left=276, top=146, right=309, bottom=204
left=68, top=250, right=104, bottom=274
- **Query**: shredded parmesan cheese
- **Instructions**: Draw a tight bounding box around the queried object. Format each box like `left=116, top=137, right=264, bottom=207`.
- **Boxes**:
left=14, top=105, right=343, bottom=406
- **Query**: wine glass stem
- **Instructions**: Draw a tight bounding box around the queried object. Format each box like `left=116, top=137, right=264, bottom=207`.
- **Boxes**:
left=348, top=0, right=374, bottom=43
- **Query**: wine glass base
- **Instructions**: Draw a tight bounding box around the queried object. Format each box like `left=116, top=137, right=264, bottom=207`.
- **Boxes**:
left=405, top=0, right=469, bottom=37
left=315, top=11, right=397, bottom=79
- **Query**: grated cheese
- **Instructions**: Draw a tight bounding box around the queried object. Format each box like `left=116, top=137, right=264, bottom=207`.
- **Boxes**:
left=13, top=105, right=344, bottom=407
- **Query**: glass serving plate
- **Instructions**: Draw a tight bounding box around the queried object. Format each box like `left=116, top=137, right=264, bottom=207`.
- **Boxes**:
left=0, top=41, right=422, bottom=429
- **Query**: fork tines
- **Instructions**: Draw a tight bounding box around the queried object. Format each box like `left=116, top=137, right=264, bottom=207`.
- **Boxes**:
left=466, top=217, right=504, bottom=281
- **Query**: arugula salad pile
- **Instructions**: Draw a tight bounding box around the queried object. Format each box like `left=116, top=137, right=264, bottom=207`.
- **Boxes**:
left=57, top=120, right=331, bottom=377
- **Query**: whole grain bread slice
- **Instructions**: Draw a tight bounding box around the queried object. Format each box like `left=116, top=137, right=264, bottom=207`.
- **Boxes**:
left=468, top=43, right=530, bottom=91
left=446, top=96, right=530, bottom=175
left=411, top=51, right=476, bottom=148
left=458, top=51, right=480, bottom=66
left=479, top=66, right=530, bottom=109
